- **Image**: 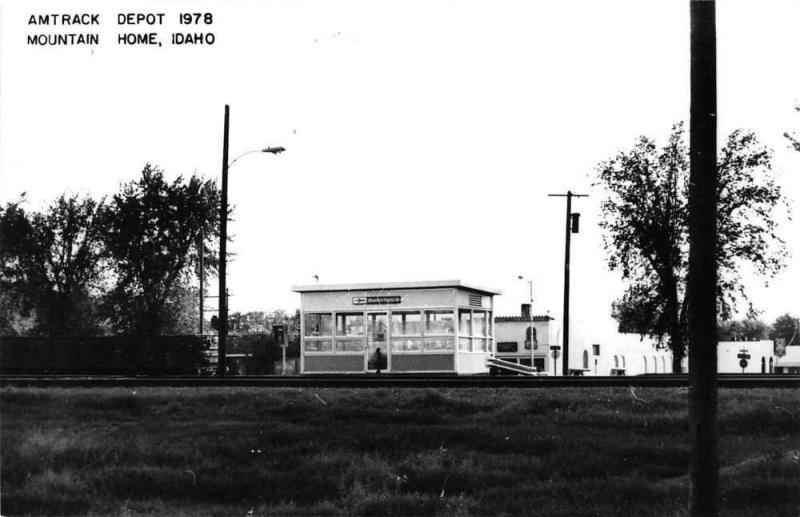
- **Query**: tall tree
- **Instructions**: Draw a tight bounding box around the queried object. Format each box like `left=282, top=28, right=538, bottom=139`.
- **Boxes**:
left=769, top=313, right=799, bottom=347
left=104, top=164, right=220, bottom=335
left=0, top=194, right=109, bottom=335
left=784, top=104, right=800, bottom=151
left=597, top=123, right=788, bottom=372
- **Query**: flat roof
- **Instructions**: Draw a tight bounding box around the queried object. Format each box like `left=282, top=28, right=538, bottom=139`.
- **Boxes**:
left=292, top=280, right=501, bottom=295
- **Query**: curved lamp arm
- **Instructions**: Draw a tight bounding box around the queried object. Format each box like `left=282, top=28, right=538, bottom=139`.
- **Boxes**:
left=228, top=146, right=286, bottom=168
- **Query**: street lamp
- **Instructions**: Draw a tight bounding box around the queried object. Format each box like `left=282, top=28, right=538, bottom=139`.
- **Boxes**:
left=517, top=275, right=534, bottom=370
left=218, top=104, right=285, bottom=376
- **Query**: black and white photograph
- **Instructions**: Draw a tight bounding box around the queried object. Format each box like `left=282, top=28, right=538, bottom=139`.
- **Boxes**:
left=1, top=0, right=798, bottom=515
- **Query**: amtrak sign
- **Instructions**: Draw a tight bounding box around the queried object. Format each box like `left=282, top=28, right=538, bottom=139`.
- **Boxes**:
left=352, top=296, right=402, bottom=305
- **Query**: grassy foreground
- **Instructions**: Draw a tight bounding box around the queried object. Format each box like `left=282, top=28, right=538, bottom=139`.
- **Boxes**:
left=1, top=386, right=798, bottom=516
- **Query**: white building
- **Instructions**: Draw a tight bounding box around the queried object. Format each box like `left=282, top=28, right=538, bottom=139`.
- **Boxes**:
left=494, top=305, right=673, bottom=375
left=775, top=346, right=800, bottom=374
left=717, top=340, right=777, bottom=374
left=292, top=280, right=499, bottom=374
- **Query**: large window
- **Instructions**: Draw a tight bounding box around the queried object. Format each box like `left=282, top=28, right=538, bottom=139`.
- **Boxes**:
left=305, top=313, right=333, bottom=337
left=305, top=340, right=333, bottom=352
left=335, top=313, right=365, bottom=352
left=391, top=311, right=429, bottom=352
left=426, top=311, right=454, bottom=335
left=391, top=337, right=423, bottom=352
left=473, top=311, right=487, bottom=337
left=473, top=338, right=488, bottom=352
left=424, top=336, right=454, bottom=351
left=391, top=310, right=454, bottom=352
left=459, top=309, right=472, bottom=336
left=305, top=313, right=334, bottom=352
left=337, top=313, right=364, bottom=336
left=391, top=312, right=421, bottom=336
left=458, top=309, right=491, bottom=352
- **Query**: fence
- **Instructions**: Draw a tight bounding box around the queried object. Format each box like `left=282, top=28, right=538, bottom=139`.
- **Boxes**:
left=0, top=334, right=300, bottom=375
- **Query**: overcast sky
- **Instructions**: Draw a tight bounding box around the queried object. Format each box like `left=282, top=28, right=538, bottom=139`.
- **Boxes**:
left=1, top=0, right=798, bottom=325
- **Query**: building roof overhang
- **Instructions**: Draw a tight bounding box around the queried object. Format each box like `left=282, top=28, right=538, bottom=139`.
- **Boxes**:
left=292, top=279, right=501, bottom=296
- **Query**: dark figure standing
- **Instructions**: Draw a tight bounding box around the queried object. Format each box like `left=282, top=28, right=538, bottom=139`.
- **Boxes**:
left=374, top=347, right=383, bottom=374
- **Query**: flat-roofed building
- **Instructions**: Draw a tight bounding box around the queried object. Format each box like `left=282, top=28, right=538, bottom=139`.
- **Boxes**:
left=292, top=280, right=500, bottom=374
left=494, top=305, right=673, bottom=375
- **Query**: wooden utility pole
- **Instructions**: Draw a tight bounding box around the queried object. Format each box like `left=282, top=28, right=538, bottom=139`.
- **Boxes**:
left=548, top=191, right=587, bottom=375
left=688, top=1, right=719, bottom=515
left=199, top=228, right=204, bottom=334
left=218, top=105, right=230, bottom=377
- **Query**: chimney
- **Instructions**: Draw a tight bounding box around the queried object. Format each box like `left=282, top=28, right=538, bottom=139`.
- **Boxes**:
left=521, top=304, right=531, bottom=319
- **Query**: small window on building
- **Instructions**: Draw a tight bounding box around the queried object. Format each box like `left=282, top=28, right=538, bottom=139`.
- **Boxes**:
left=592, top=344, right=600, bottom=356
left=524, top=327, right=537, bottom=349
left=621, top=355, right=626, bottom=368
left=614, top=355, right=619, bottom=368
left=583, top=350, right=589, bottom=369
left=497, top=342, right=518, bottom=353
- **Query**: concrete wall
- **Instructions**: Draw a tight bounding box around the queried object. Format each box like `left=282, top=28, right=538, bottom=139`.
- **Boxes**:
left=718, top=340, right=775, bottom=373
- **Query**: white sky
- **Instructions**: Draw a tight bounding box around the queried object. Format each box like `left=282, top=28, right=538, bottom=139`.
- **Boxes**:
left=1, top=0, right=798, bottom=325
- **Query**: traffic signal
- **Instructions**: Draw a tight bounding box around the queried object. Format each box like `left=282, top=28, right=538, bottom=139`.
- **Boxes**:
left=273, top=324, right=286, bottom=346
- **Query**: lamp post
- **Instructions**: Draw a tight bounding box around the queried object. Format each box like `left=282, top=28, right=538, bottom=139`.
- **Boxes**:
left=217, top=104, right=285, bottom=377
left=517, top=276, right=534, bottom=370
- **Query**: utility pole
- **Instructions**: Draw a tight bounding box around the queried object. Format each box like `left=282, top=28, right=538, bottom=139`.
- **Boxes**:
left=548, top=190, right=586, bottom=375
left=688, top=1, right=719, bottom=515
left=198, top=228, right=204, bottom=334
left=218, top=105, right=230, bottom=377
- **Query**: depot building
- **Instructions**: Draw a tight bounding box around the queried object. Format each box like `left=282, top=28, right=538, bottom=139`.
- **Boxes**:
left=292, top=280, right=500, bottom=374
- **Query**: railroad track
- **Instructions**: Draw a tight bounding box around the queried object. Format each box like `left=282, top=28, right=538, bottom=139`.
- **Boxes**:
left=1, top=374, right=798, bottom=388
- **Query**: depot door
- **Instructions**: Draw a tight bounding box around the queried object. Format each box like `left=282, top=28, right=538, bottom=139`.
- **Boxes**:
left=367, top=312, right=389, bottom=372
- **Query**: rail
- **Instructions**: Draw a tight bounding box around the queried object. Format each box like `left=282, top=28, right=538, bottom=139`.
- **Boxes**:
left=486, top=357, right=544, bottom=376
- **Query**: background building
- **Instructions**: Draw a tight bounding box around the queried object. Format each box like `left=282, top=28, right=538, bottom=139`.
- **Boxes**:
left=495, top=305, right=672, bottom=375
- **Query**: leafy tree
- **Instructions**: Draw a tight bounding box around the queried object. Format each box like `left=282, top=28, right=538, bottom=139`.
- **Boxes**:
left=104, top=164, right=220, bottom=335
left=0, top=194, right=109, bottom=335
left=784, top=104, right=800, bottom=152
left=769, top=313, right=799, bottom=347
left=718, top=319, right=769, bottom=342
left=597, top=123, right=789, bottom=372
left=227, top=309, right=297, bottom=335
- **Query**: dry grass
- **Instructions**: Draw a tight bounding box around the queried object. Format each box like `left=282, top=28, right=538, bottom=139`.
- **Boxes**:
left=1, top=386, right=798, bottom=516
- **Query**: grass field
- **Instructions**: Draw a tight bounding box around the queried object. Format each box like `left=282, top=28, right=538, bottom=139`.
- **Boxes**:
left=1, top=386, right=798, bottom=516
